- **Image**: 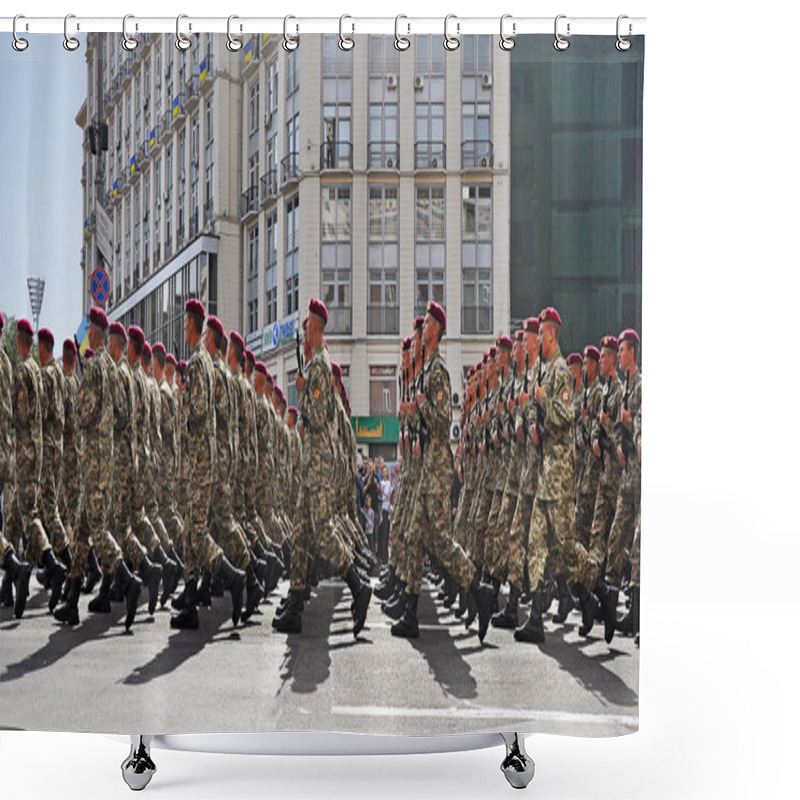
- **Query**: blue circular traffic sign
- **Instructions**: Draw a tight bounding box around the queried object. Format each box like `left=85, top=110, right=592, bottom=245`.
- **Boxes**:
left=90, top=268, right=110, bottom=305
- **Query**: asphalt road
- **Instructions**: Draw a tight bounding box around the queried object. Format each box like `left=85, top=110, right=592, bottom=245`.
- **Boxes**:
left=0, top=576, right=638, bottom=737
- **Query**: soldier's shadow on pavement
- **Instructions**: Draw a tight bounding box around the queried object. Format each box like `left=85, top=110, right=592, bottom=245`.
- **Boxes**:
left=407, top=590, right=479, bottom=701
left=539, top=625, right=638, bottom=708
left=122, top=601, right=238, bottom=686
left=1, top=591, right=134, bottom=683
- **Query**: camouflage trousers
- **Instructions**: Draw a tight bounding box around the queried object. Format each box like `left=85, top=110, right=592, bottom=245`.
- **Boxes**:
left=572, top=477, right=620, bottom=591
left=70, top=471, right=122, bottom=581
left=58, top=451, right=82, bottom=548
left=256, top=484, right=285, bottom=550
left=630, top=510, right=641, bottom=587
left=507, top=451, right=538, bottom=591
left=108, top=462, right=147, bottom=570
left=575, top=490, right=597, bottom=551
left=467, top=481, right=495, bottom=570
left=1, top=531, right=14, bottom=561
left=145, top=456, right=172, bottom=553
left=403, top=478, right=476, bottom=597
left=485, top=488, right=519, bottom=581
left=604, top=471, right=640, bottom=590
left=289, top=479, right=353, bottom=592
left=160, top=476, right=185, bottom=555
left=451, top=466, right=475, bottom=551
left=482, top=488, right=505, bottom=576
left=210, top=462, right=250, bottom=571
left=183, top=477, right=223, bottom=583
left=41, top=444, right=69, bottom=554
left=527, top=496, right=582, bottom=594
left=234, top=458, right=262, bottom=550
left=393, top=469, right=422, bottom=581
left=14, top=473, right=53, bottom=568
left=2, top=472, right=23, bottom=554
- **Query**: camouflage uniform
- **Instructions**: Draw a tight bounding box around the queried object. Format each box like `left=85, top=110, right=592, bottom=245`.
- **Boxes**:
left=58, top=368, right=83, bottom=547
left=242, top=373, right=269, bottom=549
left=1, top=343, right=15, bottom=559
left=70, top=346, right=123, bottom=580
left=288, top=422, right=302, bottom=525
left=130, top=362, right=160, bottom=556
left=404, top=348, right=476, bottom=596
left=145, top=372, right=172, bottom=552
left=575, top=376, right=604, bottom=549
left=227, top=361, right=255, bottom=548
left=183, top=339, right=223, bottom=582
left=255, top=391, right=282, bottom=549
left=39, top=358, right=69, bottom=554
left=159, top=375, right=184, bottom=552
left=630, top=406, right=642, bottom=588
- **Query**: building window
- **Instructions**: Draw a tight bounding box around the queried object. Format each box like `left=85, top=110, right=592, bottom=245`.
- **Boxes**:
left=287, top=368, right=298, bottom=409
left=247, top=223, right=259, bottom=335
left=153, top=160, right=161, bottom=265
left=415, top=185, right=446, bottom=316
left=134, top=184, right=141, bottom=280
left=461, top=184, right=493, bottom=334
left=415, top=103, right=445, bottom=168
left=321, top=185, right=352, bottom=333
left=415, top=34, right=445, bottom=76
left=368, top=37, right=400, bottom=169
left=204, top=93, right=214, bottom=220
left=143, top=170, right=151, bottom=274
left=370, top=366, right=397, bottom=417
left=321, top=35, right=353, bottom=170
left=285, top=195, right=300, bottom=315
left=125, top=201, right=131, bottom=288
left=265, top=211, right=278, bottom=325
left=368, top=185, right=399, bottom=334
left=248, top=78, right=260, bottom=137
left=165, top=144, right=173, bottom=248
left=190, top=115, right=199, bottom=236
left=461, top=35, right=492, bottom=75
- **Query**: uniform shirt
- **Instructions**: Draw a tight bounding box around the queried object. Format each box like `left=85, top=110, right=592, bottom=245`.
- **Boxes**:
left=12, top=353, right=43, bottom=479
left=417, top=345, right=453, bottom=476
left=159, top=376, right=178, bottom=478
left=61, top=368, right=82, bottom=474
left=78, top=345, right=114, bottom=471
left=185, top=338, right=216, bottom=481
left=146, top=374, right=163, bottom=473
left=0, top=346, right=14, bottom=482
left=40, top=359, right=65, bottom=455
left=210, top=351, right=234, bottom=471
left=615, top=369, right=642, bottom=487
left=577, top=376, right=604, bottom=496
left=593, top=373, right=624, bottom=490
left=302, top=342, right=336, bottom=474
left=132, top=362, right=152, bottom=468
left=113, top=359, right=138, bottom=469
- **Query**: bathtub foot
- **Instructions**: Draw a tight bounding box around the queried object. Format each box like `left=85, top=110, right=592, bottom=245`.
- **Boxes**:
left=500, top=733, right=534, bottom=789
left=121, top=735, right=156, bottom=791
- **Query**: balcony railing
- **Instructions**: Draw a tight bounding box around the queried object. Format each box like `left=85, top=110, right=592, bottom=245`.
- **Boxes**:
left=461, top=140, right=494, bottom=169
left=189, top=211, right=199, bottom=238
left=185, top=76, right=200, bottom=104
left=203, top=202, right=214, bottom=228
left=319, top=140, right=353, bottom=170
left=240, top=186, right=259, bottom=218
left=368, top=141, right=400, bottom=170
left=260, top=169, right=278, bottom=204
left=326, top=306, right=352, bottom=335
left=164, top=239, right=172, bottom=261
left=461, top=304, right=493, bottom=334
left=367, top=305, right=400, bottom=335
left=415, top=141, right=446, bottom=169
left=177, top=223, right=185, bottom=248
left=281, top=152, right=301, bottom=184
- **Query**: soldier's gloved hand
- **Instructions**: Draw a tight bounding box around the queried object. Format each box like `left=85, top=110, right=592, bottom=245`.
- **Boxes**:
left=617, top=446, right=626, bottom=468
left=593, top=441, right=601, bottom=459
left=579, top=436, right=587, bottom=451
left=600, top=411, right=609, bottom=426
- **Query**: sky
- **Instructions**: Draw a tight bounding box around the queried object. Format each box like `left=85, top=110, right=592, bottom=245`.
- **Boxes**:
left=0, top=33, right=85, bottom=345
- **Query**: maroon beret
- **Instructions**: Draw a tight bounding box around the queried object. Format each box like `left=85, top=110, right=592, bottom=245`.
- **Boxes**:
left=179, top=359, right=188, bottom=372
left=128, top=325, right=145, bottom=345
left=600, top=335, right=619, bottom=352
left=63, top=338, right=77, bottom=355
left=38, top=328, right=54, bottom=347
left=142, top=342, right=152, bottom=360
left=413, top=316, right=425, bottom=331
left=426, top=301, right=446, bottom=331
left=17, top=318, right=34, bottom=337
left=523, top=317, right=540, bottom=334
left=331, top=361, right=342, bottom=379
left=229, top=330, right=245, bottom=352
left=308, top=298, right=328, bottom=326
left=539, top=306, right=562, bottom=327
left=244, top=348, right=255, bottom=364
left=514, top=330, right=524, bottom=342
left=402, top=336, right=412, bottom=351
left=85, top=347, right=95, bottom=358
left=566, top=352, right=583, bottom=366
left=109, top=321, right=127, bottom=341
left=619, top=328, right=640, bottom=346
left=165, top=353, right=178, bottom=367
left=264, top=369, right=274, bottom=384
left=89, top=306, right=109, bottom=330
left=254, top=361, right=268, bottom=377
left=584, top=345, right=600, bottom=362
left=152, top=341, right=166, bottom=356
left=0, top=311, right=4, bottom=331
left=498, top=334, right=513, bottom=352
left=482, top=353, right=489, bottom=364
left=185, top=298, right=206, bottom=319
left=288, top=405, right=298, bottom=416
left=488, top=345, right=498, bottom=359
left=274, top=386, right=285, bottom=403
left=206, top=315, right=225, bottom=338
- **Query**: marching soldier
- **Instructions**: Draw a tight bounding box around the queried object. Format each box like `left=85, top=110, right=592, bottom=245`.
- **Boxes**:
left=575, top=346, right=603, bottom=550
left=566, top=351, right=584, bottom=502
left=59, top=339, right=83, bottom=560
left=286, top=404, right=302, bottom=527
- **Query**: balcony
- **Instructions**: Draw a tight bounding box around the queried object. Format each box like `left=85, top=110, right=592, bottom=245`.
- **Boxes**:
left=177, top=223, right=185, bottom=249
left=240, top=186, right=259, bottom=219
left=203, top=202, right=214, bottom=228
left=326, top=306, right=352, bottom=335
left=260, top=169, right=278, bottom=205
left=461, top=140, right=494, bottom=169
left=148, top=123, right=160, bottom=154
left=319, top=140, right=353, bottom=171
left=367, top=305, right=400, bottom=335
left=281, top=153, right=301, bottom=185
left=415, top=141, right=446, bottom=170
left=171, top=92, right=186, bottom=122
left=368, top=141, right=400, bottom=170
left=461, top=304, right=493, bottom=334
left=189, top=211, right=199, bottom=239
left=161, top=110, right=173, bottom=139
left=199, top=54, right=214, bottom=87
left=185, top=77, right=200, bottom=107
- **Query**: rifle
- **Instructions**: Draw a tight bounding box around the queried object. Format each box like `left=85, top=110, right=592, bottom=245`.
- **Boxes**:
left=295, top=329, right=303, bottom=377
left=73, top=335, right=84, bottom=377
left=581, top=367, right=591, bottom=449
left=620, top=367, right=634, bottom=461
left=418, top=343, right=430, bottom=454
left=520, top=350, right=530, bottom=440
left=597, top=376, right=611, bottom=469
left=506, top=357, right=517, bottom=440
left=494, top=364, right=506, bottom=443
left=534, top=342, right=546, bottom=457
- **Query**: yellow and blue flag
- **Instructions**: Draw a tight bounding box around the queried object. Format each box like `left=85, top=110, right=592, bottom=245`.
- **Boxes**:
left=130, top=155, right=136, bottom=175
left=200, top=59, right=207, bottom=83
left=75, top=315, right=90, bottom=357
left=244, top=40, right=252, bottom=65
left=173, top=96, right=180, bottom=118
left=262, top=33, right=271, bottom=45
left=113, top=180, right=118, bottom=197
left=149, top=128, right=156, bottom=148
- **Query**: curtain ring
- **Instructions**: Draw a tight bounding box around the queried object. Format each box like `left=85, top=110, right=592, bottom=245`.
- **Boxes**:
left=283, top=15, right=299, bottom=51
left=122, top=15, right=138, bottom=51
left=12, top=15, right=29, bottom=52
left=443, top=14, right=460, bottom=51
left=554, top=14, right=570, bottom=51
left=394, top=14, right=410, bottom=51
left=63, top=13, right=80, bottom=51
left=339, top=14, right=355, bottom=51
left=616, top=15, right=632, bottom=51
left=176, top=14, right=191, bottom=51
left=499, top=14, right=515, bottom=51
left=226, top=15, right=243, bottom=52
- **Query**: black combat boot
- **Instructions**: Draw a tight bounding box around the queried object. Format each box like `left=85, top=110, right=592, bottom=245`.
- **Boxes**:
left=0, top=569, right=13, bottom=607
left=42, top=548, right=67, bottom=613
left=281, top=541, right=291, bottom=579
left=616, top=586, right=639, bottom=638
left=58, top=546, right=73, bottom=573
left=88, top=573, right=113, bottom=613
left=597, top=582, right=619, bottom=644
left=248, top=548, right=268, bottom=590
left=197, top=570, right=213, bottom=607
left=443, top=575, right=460, bottom=609
left=168, top=546, right=185, bottom=583
left=492, top=584, right=520, bottom=629
left=272, top=589, right=304, bottom=633
left=153, top=546, right=179, bottom=606
left=344, top=564, right=372, bottom=637
left=53, top=578, right=81, bottom=625
left=115, top=560, right=142, bottom=631
left=241, top=563, right=264, bottom=622
left=573, top=582, right=601, bottom=637
left=469, top=572, right=494, bottom=644
left=138, top=557, right=163, bottom=616
left=383, top=584, right=408, bottom=620
left=216, top=556, right=246, bottom=627
left=514, top=592, right=546, bottom=644
left=82, top=548, right=102, bottom=594
left=391, top=592, right=419, bottom=639
left=454, top=588, right=468, bottom=618
left=2, top=552, right=32, bottom=619
left=374, top=565, right=396, bottom=601
left=171, top=586, right=186, bottom=611
left=553, top=575, right=575, bottom=624
left=170, top=579, right=199, bottom=629
left=490, top=577, right=502, bottom=615
left=209, top=569, right=225, bottom=597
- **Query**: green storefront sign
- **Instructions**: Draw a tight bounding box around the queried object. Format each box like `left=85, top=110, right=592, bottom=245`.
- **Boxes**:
left=351, top=416, right=400, bottom=444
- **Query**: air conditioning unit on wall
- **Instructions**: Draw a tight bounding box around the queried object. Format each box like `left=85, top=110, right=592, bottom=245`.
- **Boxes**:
left=386, top=74, right=397, bottom=89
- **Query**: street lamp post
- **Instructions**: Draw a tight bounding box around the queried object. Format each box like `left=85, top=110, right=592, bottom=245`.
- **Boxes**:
left=27, top=276, right=46, bottom=333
